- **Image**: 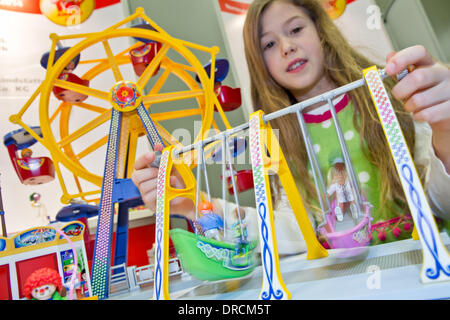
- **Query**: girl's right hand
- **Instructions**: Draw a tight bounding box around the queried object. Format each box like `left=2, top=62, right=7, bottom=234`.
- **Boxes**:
left=131, top=150, right=195, bottom=219
left=131, top=151, right=161, bottom=212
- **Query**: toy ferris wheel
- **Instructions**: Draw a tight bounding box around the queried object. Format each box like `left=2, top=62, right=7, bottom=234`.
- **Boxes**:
left=9, top=7, right=237, bottom=205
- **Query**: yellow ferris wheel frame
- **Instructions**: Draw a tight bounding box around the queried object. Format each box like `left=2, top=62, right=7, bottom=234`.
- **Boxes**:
left=10, top=7, right=233, bottom=204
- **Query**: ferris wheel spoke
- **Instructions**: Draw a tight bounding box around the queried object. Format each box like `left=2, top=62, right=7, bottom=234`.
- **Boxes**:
left=136, top=43, right=170, bottom=89
left=116, top=42, right=143, bottom=59
left=143, top=89, right=204, bottom=105
left=152, top=119, right=183, bottom=148
left=148, top=65, right=171, bottom=95
left=79, top=58, right=109, bottom=65
left=53, top=79, right=110, bottom=101
left=76, top=135, right=109, bottom=160
left=58, top=109, right=112, bottom=148
left=153, top=120, right=199, bottom=166
left=150, top=108, right=202, bottom=122
left=49, top=102, right=66, bottom=124
left=102, top=40, right=124, bottom=82
left=164, top=59, right=197, bottom=73
left=72, top=102, right=109, bottom=113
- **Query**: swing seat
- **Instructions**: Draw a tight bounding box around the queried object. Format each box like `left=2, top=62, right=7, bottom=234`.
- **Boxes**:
left=169, top=228, right=257, bottom=281
left=215, top=85, right=242, bottom=112
left=319, top=199, right=372, bottom=249
left=225, top=170, right=254, bottom=195
left=129, top=42, right=162, bottom=77
left=52, top=72, right=90, bottom=103
left=230, top=253, right=250, bottom=267
left=16, top=156, right=55, bottom=185
left=230, top=243, right=253, bottom=267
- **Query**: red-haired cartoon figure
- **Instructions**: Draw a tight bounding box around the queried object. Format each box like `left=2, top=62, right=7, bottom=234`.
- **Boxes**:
left=24, top=268, right=67, bottom=300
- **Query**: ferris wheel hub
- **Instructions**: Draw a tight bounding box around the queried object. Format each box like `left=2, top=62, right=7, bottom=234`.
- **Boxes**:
left=109, top=80, right=143, bottom=113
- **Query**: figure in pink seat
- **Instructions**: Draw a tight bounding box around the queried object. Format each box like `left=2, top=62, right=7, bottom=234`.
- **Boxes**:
left=327, top=157, right=358, bottom=222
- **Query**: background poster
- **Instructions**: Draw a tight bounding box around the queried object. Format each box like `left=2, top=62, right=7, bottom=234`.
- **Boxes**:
left=0, top=0, right=129, bottom=233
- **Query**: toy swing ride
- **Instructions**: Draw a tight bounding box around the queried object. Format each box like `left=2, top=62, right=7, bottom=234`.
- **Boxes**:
left=156, top=66, right=450, bottom=300
left=7, top=7, right=449, bottom=301
left=169, top=133, right=259, bottom=282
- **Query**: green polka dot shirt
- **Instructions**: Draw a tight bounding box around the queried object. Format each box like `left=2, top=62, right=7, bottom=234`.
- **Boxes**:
left=302, top=94, right=416, bottom=244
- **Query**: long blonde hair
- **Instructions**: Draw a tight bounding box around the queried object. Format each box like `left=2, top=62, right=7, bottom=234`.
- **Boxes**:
left=243, top=0, right=423, bottom=220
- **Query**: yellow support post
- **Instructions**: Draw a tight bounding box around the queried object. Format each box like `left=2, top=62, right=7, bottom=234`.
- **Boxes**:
left=153, top=146, right=196, bottom=300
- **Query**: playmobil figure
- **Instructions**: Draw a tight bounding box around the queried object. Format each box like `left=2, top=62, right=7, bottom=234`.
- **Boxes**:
left=194, top=201, right=224, bottom=241
left=73, top=269, right=87, bottom=299
left=61, top=56, right=80, bottom=74
left=24, top=267, right=67, bottom=300
left=231, top=207, right=249, bottom=256
left=327, top=157, right=358, bottom=221
left=30, top=192, right=51, bottom=226
left=21, top=148, right=33, bottom=158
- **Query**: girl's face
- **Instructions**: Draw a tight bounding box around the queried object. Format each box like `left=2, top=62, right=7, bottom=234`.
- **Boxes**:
left=259, top=1, right=329, bottom=99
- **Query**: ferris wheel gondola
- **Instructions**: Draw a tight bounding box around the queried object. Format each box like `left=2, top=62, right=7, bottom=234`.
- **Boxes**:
left=3, top=127, right=55, bottom=185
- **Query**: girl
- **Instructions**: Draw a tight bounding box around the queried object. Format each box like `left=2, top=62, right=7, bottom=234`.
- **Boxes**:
left=243, top=0, right=450, bottom=245
left=131, top=0, right=450, bottom=252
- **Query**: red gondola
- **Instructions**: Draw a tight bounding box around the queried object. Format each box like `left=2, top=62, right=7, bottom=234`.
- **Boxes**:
left=3, top=127, right=55, bottom=185
left=224, top=169, right=254, bottom=195
left=214, top=82, right=242, bottom=112
left=41, top=44, right=89, bottom=103
left=129, top=42, right=162, bottom=77
left=52, top=72, right=90, bottom=103
left=129, top=21, right=163, bottom=77
left=196, top=59, right=243, bottom=112
left=211, top=136, right=254, bottom=195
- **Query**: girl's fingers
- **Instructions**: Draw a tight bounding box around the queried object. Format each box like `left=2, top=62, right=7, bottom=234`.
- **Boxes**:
left=134, top=152, right=156, bottom=170
left=131, top=166, right=158, bottom=188
left=391, top=64, right=447, bottom=100
left=139, top=178, right=158, bottom=195
left=142, top=189, right=157, bottom=210
left=169, top=175, right=185, bottom=188
left=403, top=81, right=450, bottom=113
left=413, top=100, right=450, bottom=131
left=154, top=143, right=164, bottom=152
left=385, top=51, right=397, bottom=64
left=385, top=45, right=434, bottom=76
left=170, top=168, right=187, bottom=188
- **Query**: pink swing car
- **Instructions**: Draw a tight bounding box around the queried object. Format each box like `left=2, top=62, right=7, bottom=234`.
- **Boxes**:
left=319, top=199, right=373, bottom=249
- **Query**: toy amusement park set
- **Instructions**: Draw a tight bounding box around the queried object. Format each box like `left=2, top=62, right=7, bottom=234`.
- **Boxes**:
left=0, top=7, right=449, bottom=301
